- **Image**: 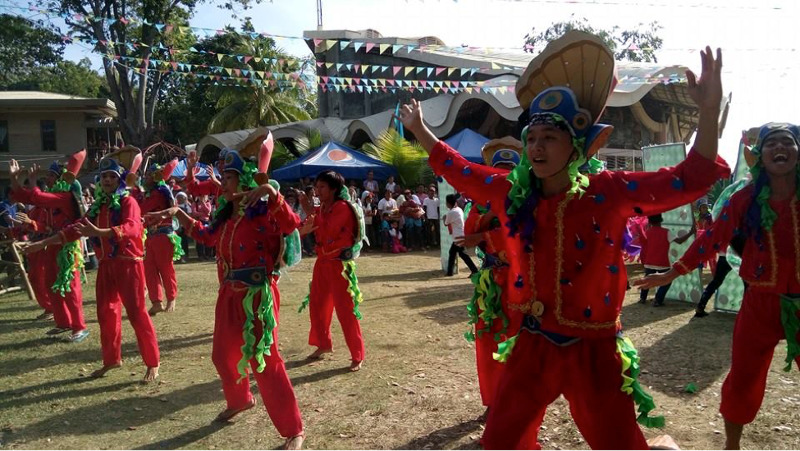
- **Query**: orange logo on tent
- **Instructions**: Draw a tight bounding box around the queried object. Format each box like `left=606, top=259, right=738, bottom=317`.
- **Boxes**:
left=328, top=149, right=352, bottom=162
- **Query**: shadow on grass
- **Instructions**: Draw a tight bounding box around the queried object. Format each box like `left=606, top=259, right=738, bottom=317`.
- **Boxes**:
left=0, top=379, right=138, bottom=410
left=132, top=422, right=227, bottom=450
left=2, top=380, right=222, bottom=444
left=357, top=269, right=446, bottom=284
left=397, top=418, right=483, bottom=449
left=403, top=285, right=472, bottom=310
left=620, top=299, right=698, bottom=331
left=0, top=303, right=40, bottom=314
left=0, top=332, right=213, bottom=377
left=290, top=366, right=352, bottom=387
left=638, top=312, right=735, bottom=397
left=419, top=303, right=469, bottom=327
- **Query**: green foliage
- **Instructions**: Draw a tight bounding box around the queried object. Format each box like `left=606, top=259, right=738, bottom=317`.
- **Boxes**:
left=0, top=14, right=65, bottom=87
left=361, top=128, right=432, bottom=188
left=293, top=129, right=324, bottom=155
left=706, top=178, right=732, bottom=207
left=524, top=16, right=663, bottom=63
left=7, top=58, right=109, bottom=98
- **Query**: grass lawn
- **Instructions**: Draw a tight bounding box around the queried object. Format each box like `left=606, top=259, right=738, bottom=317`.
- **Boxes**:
left=0, top=251, right=798, bottom=449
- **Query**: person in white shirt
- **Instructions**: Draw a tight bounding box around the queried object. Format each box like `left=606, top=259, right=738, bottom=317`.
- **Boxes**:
left=422, top=186, right=440, bottom=246
left=385, top=176, right=396, bottom=196
left=443, top=194, right=477, bottom=276
left=377, top=191, right=398, bottom=216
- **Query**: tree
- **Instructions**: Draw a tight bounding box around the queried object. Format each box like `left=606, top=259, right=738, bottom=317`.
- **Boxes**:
left=524, top=16, right=663, bottom=63
left=206, top=22, right=314, bottom=133
left=361, top=128, right=432, bottom=188
left=8, top=58, right=110, bottom=98
left=0, top=14, right=65, bottom=87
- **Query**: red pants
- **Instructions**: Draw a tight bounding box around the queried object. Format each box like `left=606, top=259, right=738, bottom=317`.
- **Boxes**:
left=212, top=279, right=303, bottom=438
left=475, top=317, right=505, bottom=407
left=482, top=332, right=648, bottom=450
left=43, top=245, right=85, bottom=332
left=27, top=250, right=51, bottom=312
left=720, top=290, right=800, bottom=425
left=144, top=234, right=178, bottom=303
left=96, top=259, right=159, bottom=367
left=308, top=259, right=365, bottom=362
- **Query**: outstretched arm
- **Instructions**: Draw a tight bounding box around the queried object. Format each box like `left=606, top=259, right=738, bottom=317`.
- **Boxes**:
left=686, top=47, right=723, bottom=161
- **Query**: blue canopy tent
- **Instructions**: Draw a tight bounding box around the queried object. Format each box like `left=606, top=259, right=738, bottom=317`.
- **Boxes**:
left=271, top=142, right=397, bottom=181
left=443, top=128, right=490, bottom=164
left=171, top=159, right=220, bottom=181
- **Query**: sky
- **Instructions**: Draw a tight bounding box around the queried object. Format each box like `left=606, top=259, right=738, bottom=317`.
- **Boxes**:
left=17, top=0, right=800, bottom=164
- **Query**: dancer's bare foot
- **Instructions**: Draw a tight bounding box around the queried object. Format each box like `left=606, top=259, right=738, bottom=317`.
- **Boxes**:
left=148, top=302, right=165, bottom=316
left=349, top=360, right=362, bottom=372
left=283, top=432, right=304, bottom=450
left=143, top=366, right=159, bottom=383
left=307, top=348, right=332, bottom=360
left=648, top=434, right=680, bottom=450
left=165, top=300, right=176, bottom=313
left=91, top=361, right=122, bottom=378
left=214, top=398, right=257, bottom=423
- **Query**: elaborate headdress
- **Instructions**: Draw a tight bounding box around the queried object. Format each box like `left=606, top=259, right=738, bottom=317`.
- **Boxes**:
left=481, top=137, right=522, bottom=168
left=506, top=30, right=617, bottom=239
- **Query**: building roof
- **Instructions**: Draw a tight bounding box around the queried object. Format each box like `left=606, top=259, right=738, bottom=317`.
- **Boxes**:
left=0, top=91, right=116, bottom=116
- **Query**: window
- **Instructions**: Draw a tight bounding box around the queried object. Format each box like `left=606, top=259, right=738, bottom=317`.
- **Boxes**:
left=41, top=120, right=56, bottom=151
left=0, top=121, right=8, bottom=152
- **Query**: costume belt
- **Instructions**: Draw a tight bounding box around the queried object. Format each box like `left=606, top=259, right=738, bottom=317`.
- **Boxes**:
left=223, top=265, right=269, bottom=286
left=481, top=253, right=508, bottom=271
left=522, top=315, right=581, bottom=346
left=147, top=225, right=174, bottom=235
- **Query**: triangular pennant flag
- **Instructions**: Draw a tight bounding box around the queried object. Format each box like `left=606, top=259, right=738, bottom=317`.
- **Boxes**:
left=244, top=56, right=252, bottom=64
left=392, top=66, right=401, bottom=76
left=379, top=44, right=390, bottom=54
left=447, top=67, right=456, bottom=77
left=325, top=39, right=337, bottom=50
left=354, top=78, right=361, bottom=85
left=491, top=62, right=501, bottom=70
left=498, top=86, right=507, bottom=94
left=326, top=62, right=334, bottom=69
left=461, top=68, right=469, bottom=76
left=434, top=87, right=441, bottom=93
left=435, top=67, right=445, bottom=76
left=217, top=54, right=223, bottom=62
left=420, top=80, right=427, bottom=88
left=381, top=65, right=389, bottom=73
left=353, top=42, right=364, bottom=52
left=404, top=67, right=414, bottom=76
left=442, top=87, right=449, bottom=93
left=365, top=42, right=375, bottom=53
left=321, top=76, right=329, bottom=84
left=416, top=67, right=425, bottom=74
left=336, top=63, right=344, bottom=71
left=316, top=61, right=324, bottom=67
left=346, top=64, right=353, bottom=71
left=427, top=67, right=434, bottom=77
left=407, top=45, right=415, bottom=53
left=354, top=64, right=361, bottom=73
left=392, top=44, right=403, bottom=54
left=340, top=40, right=349, bottom=50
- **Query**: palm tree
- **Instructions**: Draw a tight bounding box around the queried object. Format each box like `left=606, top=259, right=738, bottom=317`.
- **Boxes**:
left=207, top=36, right=313, bottom=133
left=361, top=128, right=433, bottom=187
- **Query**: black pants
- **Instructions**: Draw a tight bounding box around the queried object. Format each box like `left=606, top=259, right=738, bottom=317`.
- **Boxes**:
left=447, top=243, right=478, bottom=276
left=640, top=267, right=672, bottom=304
left=426, top=218, right=440, bottom=247
left=696, top=256, right=733, bottom=311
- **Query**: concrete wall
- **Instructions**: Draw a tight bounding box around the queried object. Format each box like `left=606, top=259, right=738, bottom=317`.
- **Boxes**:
left=0, top=112, right=87, bottom=154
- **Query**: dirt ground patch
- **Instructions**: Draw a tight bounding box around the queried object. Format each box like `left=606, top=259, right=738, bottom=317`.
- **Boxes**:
left=0, top=251, right=798, bottom=449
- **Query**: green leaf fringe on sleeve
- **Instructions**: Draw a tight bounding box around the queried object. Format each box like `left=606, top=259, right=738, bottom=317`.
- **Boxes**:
left=616, top=336, right=666, bottom=428
left=342, top=260, right=364, bottom=320
left=52, top=240, right=84, bottom=296
left=780, top=295, right=800, bottom=372
left=237, top=283, right=277, bottom=382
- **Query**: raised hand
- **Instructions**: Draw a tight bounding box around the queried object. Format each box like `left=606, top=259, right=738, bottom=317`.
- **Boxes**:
left=686, top=47, right=723, bottom=112
left=397, top=99, right=425, bottom=134
left=298, top=216, right=318, bottom=236
left=14, top=212, right=32, bottom=225
left=8, top=160, right=21, bottom=179
left=74, top=218, right=102, bottom=237
left=243, top=183, right=277, bottom=208
left=145, top=207, right=180, bottom=223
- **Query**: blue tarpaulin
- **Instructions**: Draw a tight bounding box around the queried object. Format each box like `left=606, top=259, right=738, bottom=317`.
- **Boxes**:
left=444, top=128, right=490, bottom=164
left=171, top=159, right=220, bottom=181
left=271, top=142, right=397, bottom=181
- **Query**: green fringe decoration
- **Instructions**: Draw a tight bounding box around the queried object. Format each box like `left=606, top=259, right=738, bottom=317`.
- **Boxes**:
left=51, top=240, right=84, bottom=296
left=167, top=232, right=185, bottom=261
left=87, top=188, right=124, bottom=219
left=492, top=333, right=519, bottom=363
left=237, top=283, right=276, bottom=382
left=466, top=269, right=509, bottom=343
left=342, top=260, right=364, bottom=320
left=281, top=230, right=302, bottom=269
left=616, top=336, right=666, bottom=428
left=780, top=295, right=800, bottom=372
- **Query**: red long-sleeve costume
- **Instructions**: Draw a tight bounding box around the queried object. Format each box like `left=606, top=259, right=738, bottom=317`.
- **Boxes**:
left=187, top=195, right=303, bottom=438
left=430, top=141, right=729, bottom=449
left=61, top=195, right=159, bottom=368
left=307, top=200, right=365, bottom=362
left=16, top=207, right=52, bottom=313
left=673, top=184, right=800, bottom=425
left=132, top=186, right=178, bottom=304
left=12, top=187, right=85, bottom=332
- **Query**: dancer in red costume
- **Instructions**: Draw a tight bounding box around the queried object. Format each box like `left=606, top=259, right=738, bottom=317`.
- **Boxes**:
left=13, top=206, right=53, bottom=320
left=637, top=122, right=800, bottom=450
left=399, top=32, right=728, bottom=449
left=148, top=149, right=305, bottom=449
left=130, top=160, right=182, bottom=315
left=298, top=170, right=366, bottom=372
left=9, top=153, right=88, bottom=342
left=23, top=155, right=160, bottom=382
left=461, top=138, right=523, bottom=416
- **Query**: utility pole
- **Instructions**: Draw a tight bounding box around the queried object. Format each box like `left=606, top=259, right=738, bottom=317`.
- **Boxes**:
left=316, top=0, right=323, bottom=30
